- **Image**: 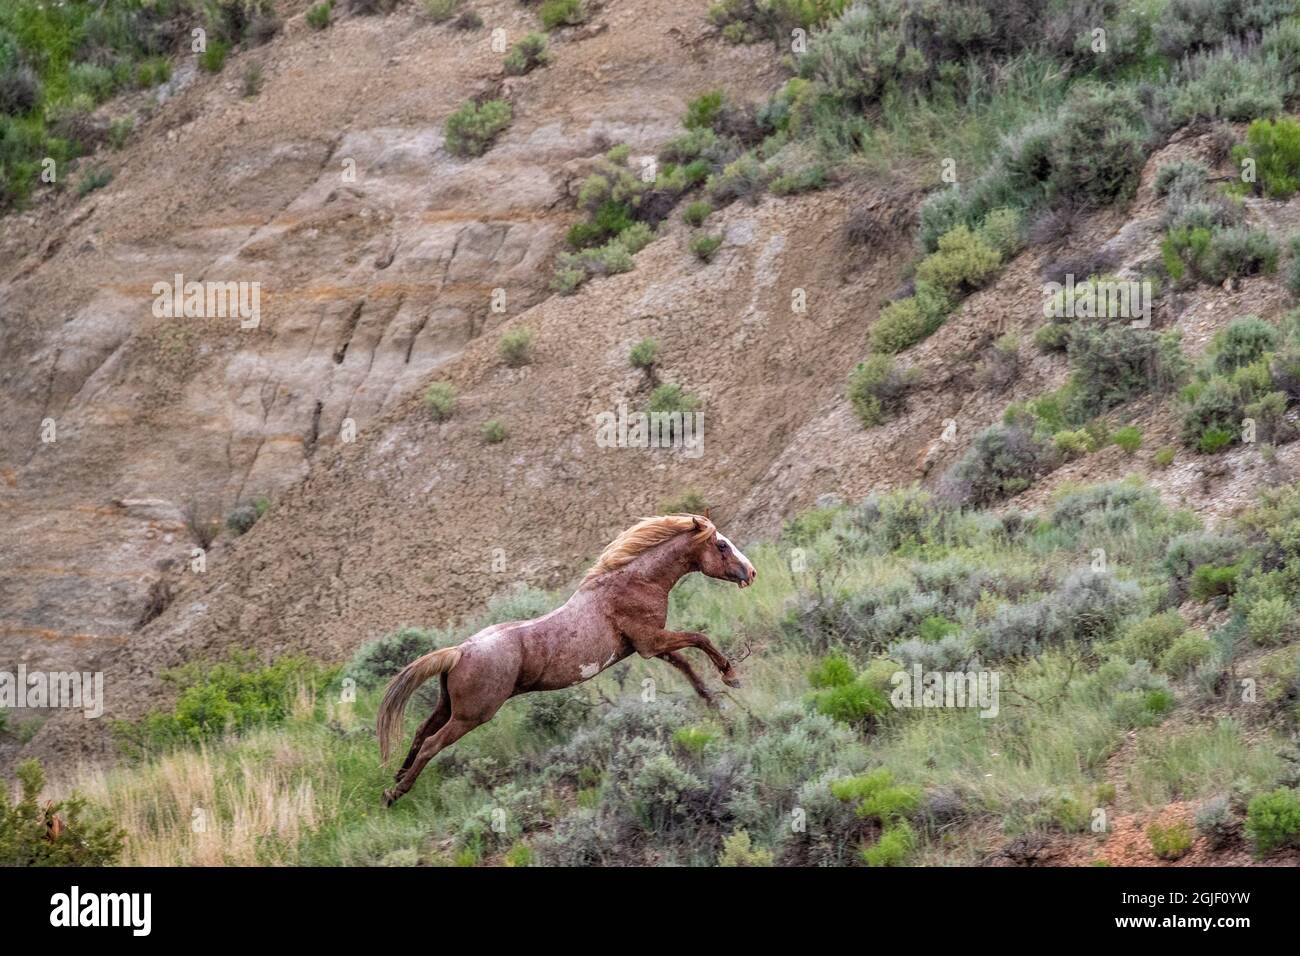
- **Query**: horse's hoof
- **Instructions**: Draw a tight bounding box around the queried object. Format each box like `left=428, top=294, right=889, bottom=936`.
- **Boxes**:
left=382, top=789, right=399, bottom=808
left=722, top=670, right=742, bottom=689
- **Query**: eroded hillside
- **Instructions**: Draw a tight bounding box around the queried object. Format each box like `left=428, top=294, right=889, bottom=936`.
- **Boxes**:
left=1, top=0, right=785, bottom=742
left=4, top=0, right=1300, bottom=797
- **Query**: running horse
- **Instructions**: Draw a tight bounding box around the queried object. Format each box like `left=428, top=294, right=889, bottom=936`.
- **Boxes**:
left=377, top=513, right=757, bottom=806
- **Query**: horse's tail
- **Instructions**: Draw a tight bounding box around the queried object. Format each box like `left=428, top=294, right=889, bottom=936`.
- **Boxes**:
left=377, top=645, right=463, bottom=763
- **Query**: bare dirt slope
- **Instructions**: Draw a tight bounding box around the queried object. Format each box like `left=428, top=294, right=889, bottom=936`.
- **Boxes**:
left=0, top=0, right=778, bottom=683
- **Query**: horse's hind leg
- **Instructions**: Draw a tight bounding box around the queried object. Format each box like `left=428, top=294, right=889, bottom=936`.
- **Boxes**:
left=383, top=716, right=479, bottom=807
left=395, top=674, right=451, bottom=783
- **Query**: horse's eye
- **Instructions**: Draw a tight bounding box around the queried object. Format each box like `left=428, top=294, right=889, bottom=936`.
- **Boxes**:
left=717, top=540, right=729, bottom=553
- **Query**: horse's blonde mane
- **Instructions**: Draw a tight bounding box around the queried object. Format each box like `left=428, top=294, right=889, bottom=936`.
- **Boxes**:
left=582, top=514, right=714, bottom=585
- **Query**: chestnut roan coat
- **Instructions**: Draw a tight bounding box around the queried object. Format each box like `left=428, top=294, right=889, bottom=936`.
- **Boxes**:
left=377, top=514, right=756, bottom=806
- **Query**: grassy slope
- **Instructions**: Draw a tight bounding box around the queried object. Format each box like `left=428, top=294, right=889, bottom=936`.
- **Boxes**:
left=64, top=479, right=1299, bottom=866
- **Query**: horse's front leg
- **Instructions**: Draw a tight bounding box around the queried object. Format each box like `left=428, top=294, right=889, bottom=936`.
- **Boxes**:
left=659, top=651, right=719, bottom=707
left=630, top=627, right=742, bottom=688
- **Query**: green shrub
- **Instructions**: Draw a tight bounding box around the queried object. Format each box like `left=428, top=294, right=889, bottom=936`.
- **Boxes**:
left=503, top=841, right=534, bottom=867
left=672, top=726, right=716, bottom=755
left=684, top=89, right=724, bottom=131
left=1112, top=611, right=1185, bottom=664
left=1211, top=316, right=1280, bottom=374
left=1197, top=425, right=1235, bottom=453
left=0, top=61, right=40, bottom=116
left=1147, top=820, right=1193, bottom=860
left=1163, top=531, right=1243, bottom=595
left=590, top=238, right=634, bottom=273
left=135, top=57, right=172, bottom=88
left=717, top=829, right=773, bottom=866
left=539, top=0, right=586, bottom=30
left=345, top=627, right=445, bottom=687
left=499, top=327, right=535, bottom=367
left=1034, top=322, right=1070, bottom=353
left=1066, top=325, right=1179, bottom=422
left=504, top=33, right=550, bottom=75
left=939, top=424, right=1048, bottom=505
left=116, top=653, right=339, bottom=751
left=225, top=501, right=266, bottom=535
left=847, top=354, right=913, bottom=427
left=629, top=337, right=659, bottom=373
left=862, top=821, right=916, bottom=866
left=1246, top=595, right=1293, bottom=646
left=1154, top=446, right=1177, bottom=468
left=1052, top=429, right=1089, bottom=459
left=425, top=381, right=457, bottom=420
left=618, top=222, right=653, bottom=255
left=769, top=163, right=828, bottom=196
left=1159, top=631, right=1210, bottom=677
left=980, top=569, right=1140, bottom=659
left=708, top=154, right=769, bottom=205
left=1144, top=687, right=1176, bottom=716
left=200, top=38, right=230, bottom=73
left=567, top=200, right=634, bottom=248
left=1202, top=228, right=1280, bottom=283
left=810, top=680, right=888, bottom=725
left=1245, top=788, right=1300, bottom=854
left=1288, top=236, right=1300, bottom=298
left=831, top=769, right=918, bottom=821
left=1156, top=160, right=1209, bottom=198
left=808, top=652, right=855, bottom=689
left=0, top=760, right=123, bottom=866
left=423, top=0, right=461, bottom=22
left=1195, top=795, right=1233, bottom=849
left=917, top=187, right=965, bottom=254
left=77, top=166, right=111, bottom=197
left=107, top=117, right=134, bottom=149
left=711, top=0, right=848, bottom=46
left=682, top=200, right=712, bottom=226
left=1233, top=117, right=1300, bottom=200
left=660, top=489, right=711, bottom=515
left=1112, top=426, right=1142, bottom=455
left=869, top=283, right=950, bottom=353
left=647, top=382, right=700, bottom=417
left=1162, top=226, right=1209, bottom=281
left=444, top=99, right=512, bottom=157
left=482, top=419, right=507, bottom=444
left=914, top=225, right=1002, bottom=295
left=1190, top=563, right=1239, bottom=602
left=690, top=233, right=723, bottom=262
left=1050, top=84, right=1149, bottom=206
left=976, top=207, right=1023, bottom=258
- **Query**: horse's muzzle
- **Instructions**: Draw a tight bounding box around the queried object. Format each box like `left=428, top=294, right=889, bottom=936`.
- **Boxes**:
left=733, top=567, right=757, bottom=588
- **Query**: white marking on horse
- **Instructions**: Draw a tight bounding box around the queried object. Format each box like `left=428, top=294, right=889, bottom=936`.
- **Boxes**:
left=580, top=661, right=599, bottom=679
left=718, top=532, right=754, bottom=577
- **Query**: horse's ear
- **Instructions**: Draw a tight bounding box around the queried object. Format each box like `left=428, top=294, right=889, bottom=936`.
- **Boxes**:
left=692, top=513, right=711, bottom=530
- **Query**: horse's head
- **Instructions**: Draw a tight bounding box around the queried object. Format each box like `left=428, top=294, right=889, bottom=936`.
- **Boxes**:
left=690, top=516, right=757, bottom=588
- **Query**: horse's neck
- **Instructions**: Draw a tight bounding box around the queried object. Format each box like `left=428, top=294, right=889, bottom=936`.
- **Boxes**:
left=612, top=533, right=696, bottom=595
